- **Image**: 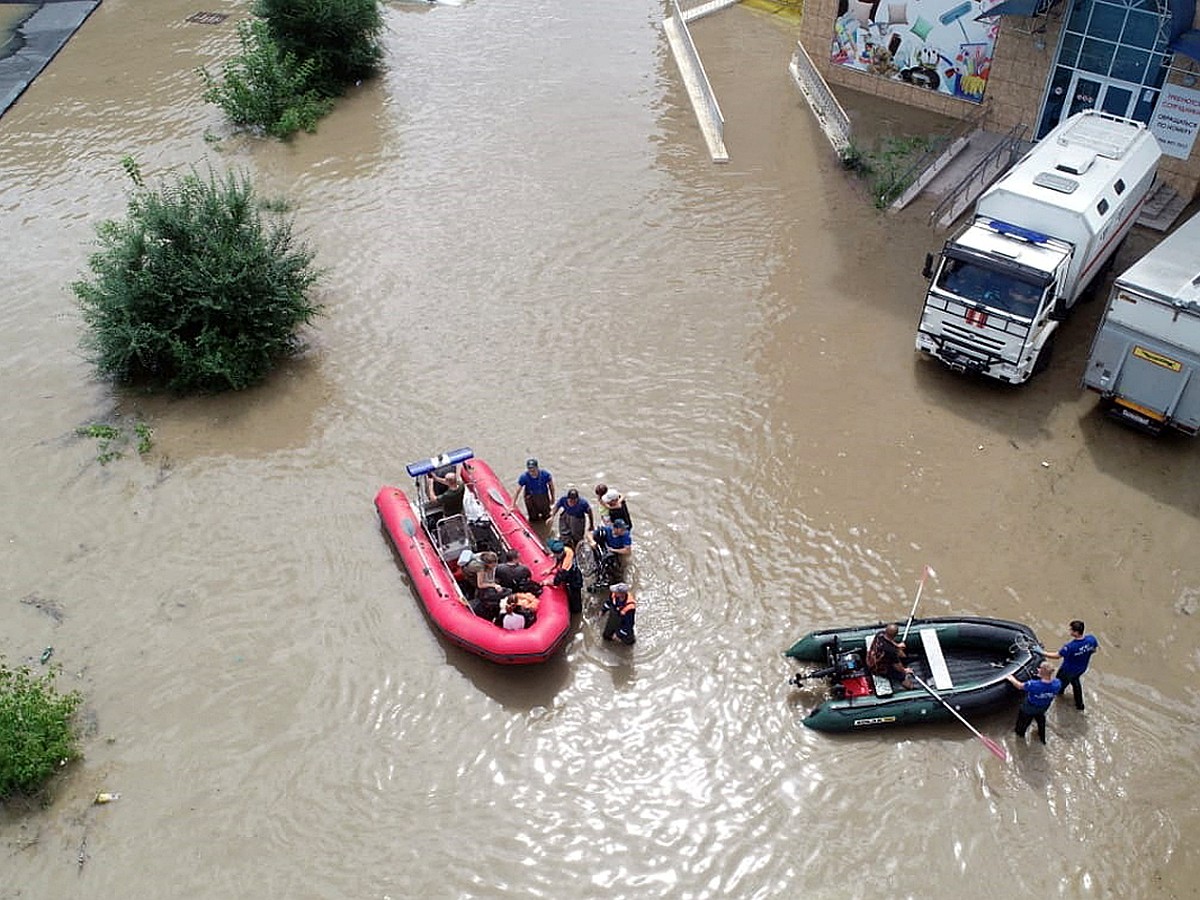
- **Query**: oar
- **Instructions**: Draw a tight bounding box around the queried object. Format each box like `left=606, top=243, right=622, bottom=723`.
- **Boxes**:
left=910, top=672, right=1007, bottom=762
left=901, top=565, right=936, bottom=642
left=486, top=486, right=544, bottom=541
left=400, top=518, right=435, bottom=576
left=400, top=517, right=467, bottom=604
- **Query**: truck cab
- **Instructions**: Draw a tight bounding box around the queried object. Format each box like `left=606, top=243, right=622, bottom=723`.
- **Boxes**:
left=917, top=218, right=1071, bottom=382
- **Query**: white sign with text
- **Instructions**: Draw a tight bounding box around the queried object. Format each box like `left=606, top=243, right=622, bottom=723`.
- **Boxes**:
left=1150, top=83, right=1200, bottom=159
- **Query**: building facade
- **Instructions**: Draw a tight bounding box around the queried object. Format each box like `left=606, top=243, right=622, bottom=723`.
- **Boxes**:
left=799, top=0, right=1200, bottom=199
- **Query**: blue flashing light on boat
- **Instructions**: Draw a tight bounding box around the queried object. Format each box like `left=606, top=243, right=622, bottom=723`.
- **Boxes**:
left=405, top=447, right=474, bottom=477
left=987, top=220, right=1051, bottom=244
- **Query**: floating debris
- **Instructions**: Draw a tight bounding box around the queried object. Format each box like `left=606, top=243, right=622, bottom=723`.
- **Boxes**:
left=40, top=647, right=53, bottom=664
left=186, top=11, right=228, bottom=24
left=93, top=792, right=120, bottom=804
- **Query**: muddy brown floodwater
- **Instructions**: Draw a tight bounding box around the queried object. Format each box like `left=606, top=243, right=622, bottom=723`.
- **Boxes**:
left=2, top=1, right=1198, bottom=897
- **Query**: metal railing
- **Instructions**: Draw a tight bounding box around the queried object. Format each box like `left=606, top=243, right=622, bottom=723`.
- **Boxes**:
left=928, top=122, right=1029, bottom=228
left=789, top=41, right=851, bottom=153
left=668, top=0, right=726, bottom=156
left=884, top=104, right=991, bottom=209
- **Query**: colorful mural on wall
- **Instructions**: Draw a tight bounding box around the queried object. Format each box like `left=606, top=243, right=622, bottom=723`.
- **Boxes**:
left=831, top=0, right=1001, bottom=103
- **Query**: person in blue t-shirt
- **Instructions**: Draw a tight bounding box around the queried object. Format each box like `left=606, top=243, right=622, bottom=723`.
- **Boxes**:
left=588, top=519, right=633, bottom=584
left=1044, top=619, right=1099, bottom=711
left=549, top=487, right=594, bottom=547
left=1007, top=662, right=1062, bottom=744
left=512, top=458, right=555, bottom=522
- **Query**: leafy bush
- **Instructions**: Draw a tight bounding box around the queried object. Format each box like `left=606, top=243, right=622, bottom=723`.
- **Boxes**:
left=200, top=18, right=333, bottom=139
left=256, top=0, right=385, bottom=97
left=73, top=160, right=323, bottom=393
left=839, top=143, right=871, bottom=174
left=0, top=660, right=83, bottom=799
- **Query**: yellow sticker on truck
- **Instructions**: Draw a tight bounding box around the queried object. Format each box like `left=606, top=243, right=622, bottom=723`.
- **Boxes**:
left=1132, top=346, right=1183, bottom=372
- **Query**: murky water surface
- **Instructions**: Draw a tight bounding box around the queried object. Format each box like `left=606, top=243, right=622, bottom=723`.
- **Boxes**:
left=2, top=1, right=1198, bottom=897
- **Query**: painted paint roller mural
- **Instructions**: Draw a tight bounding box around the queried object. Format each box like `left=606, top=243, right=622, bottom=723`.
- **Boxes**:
left=939, top=0, right=974, bottom=39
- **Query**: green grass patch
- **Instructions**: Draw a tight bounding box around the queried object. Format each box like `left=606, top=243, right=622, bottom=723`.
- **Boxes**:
left=76, top=420, right=154, bottom=464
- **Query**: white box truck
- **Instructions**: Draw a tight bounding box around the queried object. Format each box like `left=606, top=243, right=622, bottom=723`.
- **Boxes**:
left=1082, top=210, right=1200, bottom=435
left=915, top=110, right=1161, bottom=384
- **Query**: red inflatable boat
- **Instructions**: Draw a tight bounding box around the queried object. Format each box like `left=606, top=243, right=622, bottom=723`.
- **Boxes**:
left=375, top=449, right=570, bottom=665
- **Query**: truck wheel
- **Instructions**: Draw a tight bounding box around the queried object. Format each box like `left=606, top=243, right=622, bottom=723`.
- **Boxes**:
left=1033, top=335, right=1056, bottom=375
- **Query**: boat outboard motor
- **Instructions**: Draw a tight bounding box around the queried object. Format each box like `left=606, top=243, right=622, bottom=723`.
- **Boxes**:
left=789, top=637, right=867, bottom=691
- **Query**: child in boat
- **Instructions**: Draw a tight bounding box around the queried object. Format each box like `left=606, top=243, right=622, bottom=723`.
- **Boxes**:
left=501, top=593, right=539, bottom=629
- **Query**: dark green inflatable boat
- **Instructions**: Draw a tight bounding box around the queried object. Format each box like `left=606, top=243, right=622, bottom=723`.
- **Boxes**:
left=785, top=616, right=1041, bottom=732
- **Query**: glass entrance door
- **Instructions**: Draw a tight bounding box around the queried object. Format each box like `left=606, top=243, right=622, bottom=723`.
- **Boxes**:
left=1061, top=72, right=1139, bottom=120
left=1066, top=75, right=1103, bottom=117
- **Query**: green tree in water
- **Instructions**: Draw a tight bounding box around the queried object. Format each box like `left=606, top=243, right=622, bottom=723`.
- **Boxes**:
left=200, top=18, right=333, bottom=139
left=73, top=160, right=323, bottom=393
left=256, top=0, right=385, bottom=98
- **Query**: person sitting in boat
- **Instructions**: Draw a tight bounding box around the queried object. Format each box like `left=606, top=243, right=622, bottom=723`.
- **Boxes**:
left=549, top=487, right=594, bottom=547
left=501, top=596, right=529, bottom=630
left=472, top=583, right=509, bottom=622
left=475, top=551, right=501, bottom=592
left=454, top=549, right=479, bottom=598
left=495, top=550, right=541, bottom=596
left=427, top=469, right=465, bottom=518
left=867, top=624, right=915, bottom=690
left=512, top=458, right=555, bottom=523
left=502, top=592, right=540, bottom=628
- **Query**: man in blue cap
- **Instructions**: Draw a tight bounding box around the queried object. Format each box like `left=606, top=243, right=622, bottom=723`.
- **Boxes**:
left=512, top=458, right=555, bottom=522
left=587, top=518, right=632, bottom=586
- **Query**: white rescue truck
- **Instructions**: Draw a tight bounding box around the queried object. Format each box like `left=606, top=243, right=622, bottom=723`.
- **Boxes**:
left=1082, top=210, right=1200, bottom=435
left=915, top=110, right=1161, bottom=384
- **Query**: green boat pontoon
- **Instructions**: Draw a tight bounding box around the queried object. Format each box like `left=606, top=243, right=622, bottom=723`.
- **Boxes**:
left=785, top=616, right=1042, bottom=732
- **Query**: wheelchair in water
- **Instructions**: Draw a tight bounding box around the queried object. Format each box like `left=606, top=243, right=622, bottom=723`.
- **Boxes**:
left=577, top=531, right=624, bottom=592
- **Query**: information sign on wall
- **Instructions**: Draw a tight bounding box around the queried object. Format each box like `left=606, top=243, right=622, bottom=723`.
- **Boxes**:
left=1149, top=83, right=1200, bottom=160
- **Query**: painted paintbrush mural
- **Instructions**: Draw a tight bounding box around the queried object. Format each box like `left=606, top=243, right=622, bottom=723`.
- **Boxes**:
left=831, top=0, right=1001, bottom=102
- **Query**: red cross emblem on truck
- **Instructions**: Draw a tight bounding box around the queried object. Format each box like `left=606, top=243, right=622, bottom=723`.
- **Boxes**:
left=965, top=308, right=988, bottom=327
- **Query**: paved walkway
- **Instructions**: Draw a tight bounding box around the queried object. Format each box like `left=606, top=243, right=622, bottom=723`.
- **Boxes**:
left=0, top=0, right=100, bottom=119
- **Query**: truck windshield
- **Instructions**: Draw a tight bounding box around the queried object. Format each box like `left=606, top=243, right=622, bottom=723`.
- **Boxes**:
left=936, top=257, right=1045, bottom=319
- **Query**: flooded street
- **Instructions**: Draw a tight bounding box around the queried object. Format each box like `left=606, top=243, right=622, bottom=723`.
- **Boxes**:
left=2, top=0, right=1198, bottom=897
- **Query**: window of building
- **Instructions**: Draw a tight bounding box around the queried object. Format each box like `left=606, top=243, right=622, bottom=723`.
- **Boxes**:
left=1036, top=0, right=1171, bottom=138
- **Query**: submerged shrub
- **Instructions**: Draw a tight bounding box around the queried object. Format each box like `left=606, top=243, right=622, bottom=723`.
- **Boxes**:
left=256, top=0, right=385, bottom=97
left=73, top=161, right=323, bottom=393
left=200, top=18, right=333, bottom=139
left=0, top=660, right=83, bottom=799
